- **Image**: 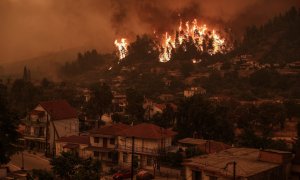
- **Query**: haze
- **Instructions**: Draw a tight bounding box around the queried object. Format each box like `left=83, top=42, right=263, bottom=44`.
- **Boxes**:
left=0, top=0, right=299, bottom=63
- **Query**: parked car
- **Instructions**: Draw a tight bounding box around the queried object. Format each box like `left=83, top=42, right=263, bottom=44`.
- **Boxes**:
left=136, top=170, right=154, bottom=180
left=112, top=169, right=132, bottom=180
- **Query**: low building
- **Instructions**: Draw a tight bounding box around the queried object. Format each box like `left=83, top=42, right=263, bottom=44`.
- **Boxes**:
left=183, top=148, right=292, bottom=180
left=87, top=123, right=130, bottom=165
left=117, top=123, right=177, bottom=169
left=56, top=135, right=90, bottom=158
left=21, top=100, right=79, bottom=155
left=178, top=138, right=231, bottom=154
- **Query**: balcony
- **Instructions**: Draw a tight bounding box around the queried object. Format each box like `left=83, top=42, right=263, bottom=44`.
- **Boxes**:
left=116, top=145, right=160, bottom=155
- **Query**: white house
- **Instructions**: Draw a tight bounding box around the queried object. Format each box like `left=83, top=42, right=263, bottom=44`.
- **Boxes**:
left=21, top=100, right=79, bottom=155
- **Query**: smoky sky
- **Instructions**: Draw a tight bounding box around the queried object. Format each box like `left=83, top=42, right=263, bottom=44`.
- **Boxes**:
left=0, top=0, right=299, bottom=63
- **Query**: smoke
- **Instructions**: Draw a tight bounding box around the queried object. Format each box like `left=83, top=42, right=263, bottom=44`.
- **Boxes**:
left=0, top=0, right=299, bottom=63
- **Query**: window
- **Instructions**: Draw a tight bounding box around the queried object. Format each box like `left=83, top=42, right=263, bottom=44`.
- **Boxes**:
left=110, top=138, right=115, bottom=145
left=93, top=151, right=99, bottom=157
left=94, top=137, right=99, bottom=143
left=123, top=153, right=128, bottom=163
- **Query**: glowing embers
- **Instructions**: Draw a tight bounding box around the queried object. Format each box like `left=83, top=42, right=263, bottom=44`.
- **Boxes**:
left=114, top=38, right=128, bottom=61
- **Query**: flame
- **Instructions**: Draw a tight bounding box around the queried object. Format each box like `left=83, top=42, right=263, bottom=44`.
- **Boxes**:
left=158, top=19, right=226, bottom=62
left=114, top=38, right=128, bottom=61
left=114, top=18, right=229, bottom=63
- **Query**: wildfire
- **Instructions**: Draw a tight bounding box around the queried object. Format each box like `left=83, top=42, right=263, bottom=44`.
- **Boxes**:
left=114, top=18, right=229, bottom=63
left=114, top=38, right=128, bottom=61
left=159, top=19, right=226, bottom=62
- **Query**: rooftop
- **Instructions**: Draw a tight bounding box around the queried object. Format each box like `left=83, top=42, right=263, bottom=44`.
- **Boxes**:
left=39, top=100, right=77, bottom=120
left=89, top=123, right=130, bottom=136
left=57, top=135, right=90, bottom=145
left=183, top=148, right=285, bottom=178
left=120, top=123, right=177, bottom=139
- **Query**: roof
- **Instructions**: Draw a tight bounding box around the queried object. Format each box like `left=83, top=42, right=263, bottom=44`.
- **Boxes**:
left=57, top=135, right=90, bottom=145
left=179, top=138, right=231, bottom=153
left=89, top=123, right=130, bottom=136
left=119, top=123, right=177, bottom=139
left=39, top=100, right=77, bottom=120
left=178, top=138, right=207, bottom=145
left=183, top=148, right=281, bottom=178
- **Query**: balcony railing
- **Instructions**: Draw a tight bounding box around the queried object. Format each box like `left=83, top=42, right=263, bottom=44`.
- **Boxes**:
left=116, top=144, right=173, bottom=155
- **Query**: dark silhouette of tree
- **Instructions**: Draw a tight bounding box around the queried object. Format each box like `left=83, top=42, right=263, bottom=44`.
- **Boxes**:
left=0, top=83, right=20, bottom=165
left=176, top=95, right=234, bottom=142
left=126, top=88, right=145, bottom=123
left=86, top=83, right=113, bottom=127
left=50, top=152, right=100, bottom=180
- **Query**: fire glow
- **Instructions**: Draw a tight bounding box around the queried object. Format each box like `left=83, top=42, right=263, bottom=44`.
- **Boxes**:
left=114, top=19, right=229, bottom=62
left=114, top=38, right=128, bottom=61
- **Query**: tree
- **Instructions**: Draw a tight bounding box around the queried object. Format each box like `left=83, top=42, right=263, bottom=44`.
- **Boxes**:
left=176, top=95, right=234, bottom=142
left=51, top=152, right=101, bottom=180
left=126, top=88, right=145, bottom=122
left=0, top=83, right=20, bottom=165
left=86, top=83, right=113, bottom=127
left=32, top=169, right=54, bottom=180
left=50, top=151, right=81, bottom=179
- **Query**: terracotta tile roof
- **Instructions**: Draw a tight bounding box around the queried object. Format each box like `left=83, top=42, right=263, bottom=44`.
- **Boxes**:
left=89, top=123, right=130, bottom=136
left=120, top=123, right=177, bottom=139
left=39, top=100, right=77, bottom=120
left=57, top=135, right=90, bottom=145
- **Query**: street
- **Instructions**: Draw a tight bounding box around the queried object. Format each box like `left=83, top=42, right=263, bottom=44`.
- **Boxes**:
left=8, top=151, right=51, bottom=171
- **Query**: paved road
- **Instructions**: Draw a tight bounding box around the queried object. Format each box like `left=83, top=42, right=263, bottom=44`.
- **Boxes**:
left=8, top=151, right=51, bottom=171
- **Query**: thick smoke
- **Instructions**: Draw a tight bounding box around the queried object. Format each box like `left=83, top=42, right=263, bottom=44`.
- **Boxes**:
left=0, top=0, right=299, bottom=63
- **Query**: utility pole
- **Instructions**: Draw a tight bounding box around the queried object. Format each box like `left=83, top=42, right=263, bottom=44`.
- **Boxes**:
left=45, top=112, right=49, bottom=157
left=21, top=151, right=24, bottom=170
left=233, top=161, right=236, bottom=180
left=224, top=161, right=236, bottom=180
left=131, top=136, right=135, bottom=180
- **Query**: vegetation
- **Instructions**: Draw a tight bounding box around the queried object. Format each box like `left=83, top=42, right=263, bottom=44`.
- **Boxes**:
left=50, top=151, right=101, bottom=180
left=0, top=83, right=20, bottom=165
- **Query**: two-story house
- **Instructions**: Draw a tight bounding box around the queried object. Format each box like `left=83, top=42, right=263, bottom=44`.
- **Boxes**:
left=87, top=123, right=130, bottom=165
left=117, top=123, right=177, bottom=169
left=21, top=100, right=79, bottom=155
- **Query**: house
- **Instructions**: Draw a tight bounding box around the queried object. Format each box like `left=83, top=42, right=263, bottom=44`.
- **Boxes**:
left=143, top=100, right=177, bottom=120
left=56, top=135, right=90, bottom=158
left=117, top=123, right=177, bottom=169
left=178, top=138, right=231, bottom=155
left=21, top=100, right=79, bottom=155
left=184, top=87, right=206, bottom=98
left=183, top=148, right=292, bottom=180
left=112, top=94, right=127, bottom=113
left=86, top=123, right=130, bottom=165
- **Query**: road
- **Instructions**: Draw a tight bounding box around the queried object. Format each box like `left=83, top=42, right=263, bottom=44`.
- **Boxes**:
left=8, top=151, right=51, bottom=171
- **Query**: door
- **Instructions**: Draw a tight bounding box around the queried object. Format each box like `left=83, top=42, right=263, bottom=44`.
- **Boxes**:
left=103, top=138, right=107, bottom=148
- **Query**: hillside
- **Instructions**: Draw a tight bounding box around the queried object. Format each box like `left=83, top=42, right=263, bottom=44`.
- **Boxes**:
left=238, top=7, right=300, bottom=64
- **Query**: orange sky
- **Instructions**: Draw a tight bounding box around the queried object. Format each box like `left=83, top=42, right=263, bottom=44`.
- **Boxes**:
left=0, top=0, right=299, bottom=63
